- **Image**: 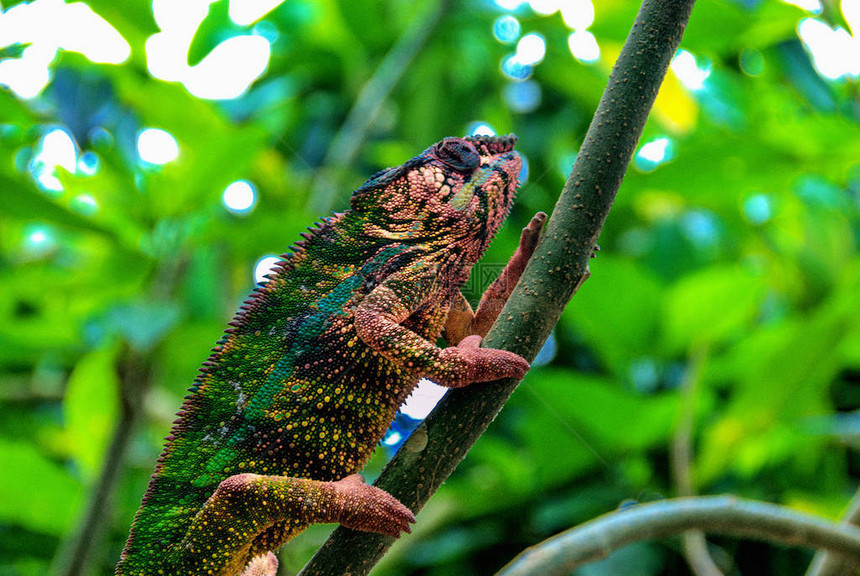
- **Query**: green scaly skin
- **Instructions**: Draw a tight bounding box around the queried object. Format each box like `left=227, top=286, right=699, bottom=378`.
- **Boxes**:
left=116, top=135, right=543, bottom=576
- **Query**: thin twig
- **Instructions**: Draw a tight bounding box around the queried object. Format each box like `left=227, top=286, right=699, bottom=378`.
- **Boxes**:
left=670, top=345, right=724, bottom=576
left=50, top=351, right=149, bottom=576
left=298, top=1, right=696, bottom=574
left=497, top=496, right=860, bottom=576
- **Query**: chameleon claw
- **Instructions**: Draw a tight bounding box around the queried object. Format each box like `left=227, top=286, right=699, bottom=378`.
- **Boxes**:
left=519, top=211, right=547, bottom=255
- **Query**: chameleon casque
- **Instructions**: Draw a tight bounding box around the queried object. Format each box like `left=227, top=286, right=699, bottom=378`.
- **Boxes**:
left=116, top=134, right=544, bottom=575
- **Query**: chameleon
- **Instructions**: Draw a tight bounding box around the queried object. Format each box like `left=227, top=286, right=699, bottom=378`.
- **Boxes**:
left=116, top=134, right=545, bottom=576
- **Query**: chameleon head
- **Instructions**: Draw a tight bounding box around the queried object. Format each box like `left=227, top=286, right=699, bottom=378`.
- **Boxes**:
left=440, top=134, right=522, bottom=242
left=350, top=134, right=522, bottom=254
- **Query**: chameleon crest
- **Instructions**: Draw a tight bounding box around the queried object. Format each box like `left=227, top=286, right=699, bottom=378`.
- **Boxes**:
left=117, top=134, right=543, bottom=576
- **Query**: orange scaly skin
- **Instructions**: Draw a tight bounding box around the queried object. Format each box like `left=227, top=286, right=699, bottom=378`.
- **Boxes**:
left=116, top=135, right=543, bottom=575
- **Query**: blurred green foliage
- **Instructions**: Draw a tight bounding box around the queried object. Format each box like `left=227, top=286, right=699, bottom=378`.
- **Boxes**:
left=0, top=0, right=858, bottom=575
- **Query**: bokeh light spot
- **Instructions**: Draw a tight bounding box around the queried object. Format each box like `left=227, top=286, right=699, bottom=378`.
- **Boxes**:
left=743, top=193, right=773, bottom=225
left=252, top=20, right=279, bottom=42
left=529, top=0, right=559, bottom=16
left=30, top=128, right=77, bottom=192
left=671, top=49, right=711, bottom=91
left=229, top=0, right=286, bottom=26
left=682, top=210, right=720, bottom=248
left=501, top=54, right=533, bottom=80
left=71, top=194, right=99, bottom=216
left=24, top=225, right=56, bottom=257
left=223, top=180, right=257, bottom=214
left=42, top=129, right=77, bottom=169
left=381, top=430, right=402, bottom=447
left=503, top=79, right=541, bottom=113
left=782, top=0, right=822, bottom=12
left=797, top=17, right=860, bottom=79
left=557, top=151, right=577, bottom=179
left=137, top=128, right=179, bottom=165
left=184, top=35, right=271, bottom=99
left=493, top=15, right=521, bottom=44
left=28, top=229, right=48, bottom=245
left=147, top=1, right=272, bottom=100
left=634, top=137, right=676, bottom=171
left=78, top=151, right=100, bottom=176
left=494, top=0, right=527, bottom=9
left=560, top=0, right=595, bottom=30
left=254, top=255, right=281, bottom=284
left=630, top=357, right=660, bottom=393
left=468, top=122, right=496, bottom=137
left=0, top=0, right=130, bottom=99
left=568, top=30, right=600, bottom=62
left=516, top=33, right=546, bottom=66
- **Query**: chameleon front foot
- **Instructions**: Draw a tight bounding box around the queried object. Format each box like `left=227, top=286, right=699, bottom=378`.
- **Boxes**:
left=431, top=334, right=529, bottom=388
left=519, top=211, right=547, bottom=256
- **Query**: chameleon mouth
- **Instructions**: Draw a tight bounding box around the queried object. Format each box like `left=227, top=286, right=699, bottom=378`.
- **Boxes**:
left=464, top=134, right=518, bottom=156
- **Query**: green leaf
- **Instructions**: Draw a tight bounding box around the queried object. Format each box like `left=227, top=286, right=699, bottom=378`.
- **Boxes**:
left=563, top=256, right=663, bottom=375
left=0, top=88, right=37, bottom=125
left=64, top=341, right=121, bottom=478
left=83, top=0, right=159, bottom=64
left=662, top=264, right=765, bottom=353
left=0, top=439, right=82, bottom=535
left=0, top=175, right=115, bottom=238
left=518, top=370, right=678, bottom=483
left=187, top=0, right=234, bottom=67
left=696, top=278, right=853, bottom=484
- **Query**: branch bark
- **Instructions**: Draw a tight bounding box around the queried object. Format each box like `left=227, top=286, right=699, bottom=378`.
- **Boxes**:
left=298, top=1, right=696, bottom=574
left=497, top=496, right=860, bottom=576
left=806, top=488, right=860, bottom=576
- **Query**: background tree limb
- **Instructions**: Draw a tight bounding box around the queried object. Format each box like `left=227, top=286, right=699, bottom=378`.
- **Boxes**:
left=298, top=1, right=696, bottom=574
left=497, top=496, right=860, bottom=576
left=51, top=351, right=149, bottom=576
left=806, top=488, right=860, bottom=576
left=670, top=345, right=725, bottom=576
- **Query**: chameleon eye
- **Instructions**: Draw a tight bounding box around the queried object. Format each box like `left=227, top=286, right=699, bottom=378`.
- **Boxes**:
left=433, top=138, right=480, bottom=173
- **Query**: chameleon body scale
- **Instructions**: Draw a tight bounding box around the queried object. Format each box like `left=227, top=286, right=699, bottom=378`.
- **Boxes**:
left=116, top=135, right=537, bottom=575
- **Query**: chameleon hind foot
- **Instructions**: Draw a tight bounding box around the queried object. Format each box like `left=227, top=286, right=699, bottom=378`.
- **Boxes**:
left=332, top=474, right=415, bottom=537
left=186, top=472, right=414, bottom=575
left=239, top=552, right=278, bottom=576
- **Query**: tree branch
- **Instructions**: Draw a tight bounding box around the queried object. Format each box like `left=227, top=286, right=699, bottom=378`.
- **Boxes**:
left=497, top=496, right=860, bottom=576
left=806, top=487, right=860, bottom=576
left=298, top=1, right=696, bottom=574
left=670, top=345, right=725, bottom=576
left=50, top=350, right=149, bottom=576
